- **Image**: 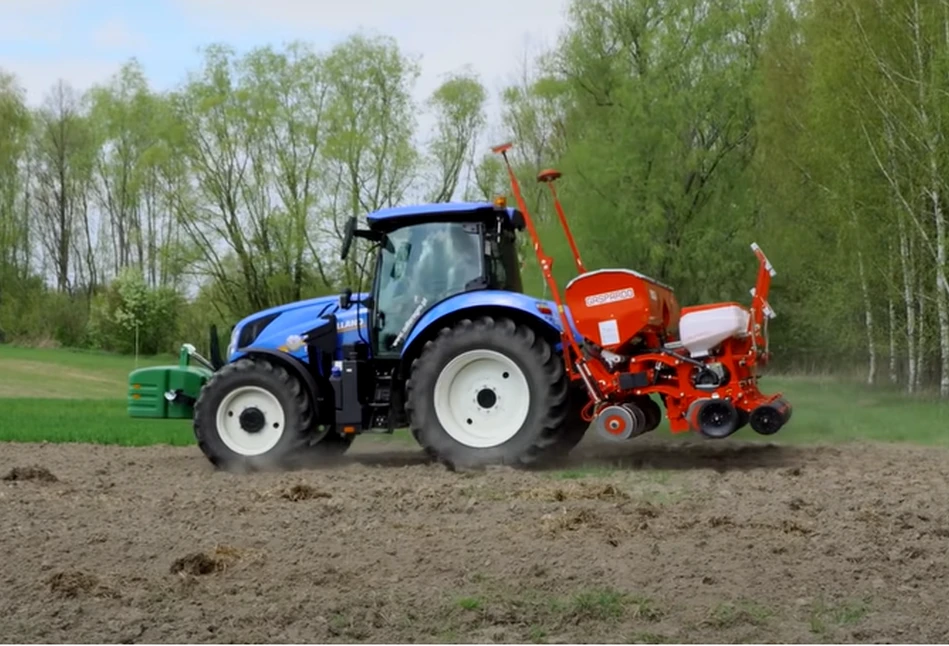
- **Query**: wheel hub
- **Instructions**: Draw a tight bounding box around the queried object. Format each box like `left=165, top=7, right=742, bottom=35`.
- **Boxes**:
left=476, top=388, right=497, bottom=409
left=238, top=407, right=265, bottom=433
left=692, top=399, right=739, bottom=439
left=749, top=400, right=790, bottom=435
left=432, top=349, right=531, bottom=449
left=593, top=404, right=646, bottom=441
left=214, top=385, right=287, bottom=456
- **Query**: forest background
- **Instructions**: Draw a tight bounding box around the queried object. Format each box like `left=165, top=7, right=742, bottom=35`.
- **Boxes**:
left=1, top=0, right=944, bottom=397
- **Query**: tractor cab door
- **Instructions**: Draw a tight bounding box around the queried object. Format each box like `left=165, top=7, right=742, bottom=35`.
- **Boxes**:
left=372, top=221, right=484, bottom=358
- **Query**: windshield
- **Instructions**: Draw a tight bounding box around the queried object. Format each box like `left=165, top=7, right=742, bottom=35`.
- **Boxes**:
left=374, top=221, right=484, bottom=354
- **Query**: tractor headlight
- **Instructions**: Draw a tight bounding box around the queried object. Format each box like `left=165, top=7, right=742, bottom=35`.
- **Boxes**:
left=229, top=312, right=280, bottom=357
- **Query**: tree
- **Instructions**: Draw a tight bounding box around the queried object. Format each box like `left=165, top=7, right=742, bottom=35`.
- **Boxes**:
left=0, top=71, right=32, bottom=285
left=32, top=80, right=96, bottom=294
left=534, top=0, right=768, bottom=303
left=424, top=69, right=488, bottom=203
left=320, top=33, right=421, bottom=289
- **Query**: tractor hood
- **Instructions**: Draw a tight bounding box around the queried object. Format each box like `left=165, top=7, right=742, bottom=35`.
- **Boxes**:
left=227, top=292, right=370, bottom=361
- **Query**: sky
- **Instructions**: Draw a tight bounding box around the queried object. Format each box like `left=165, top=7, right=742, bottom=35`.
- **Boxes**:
left=0, top=0, right=572, bottom=131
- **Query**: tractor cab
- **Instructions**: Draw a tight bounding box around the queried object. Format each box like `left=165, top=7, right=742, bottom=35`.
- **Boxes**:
left=340, top=200, right=526, bottom=358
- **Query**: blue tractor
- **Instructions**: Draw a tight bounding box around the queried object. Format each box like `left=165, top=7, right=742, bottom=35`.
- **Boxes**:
left=129, top=199, right=589, bottom=470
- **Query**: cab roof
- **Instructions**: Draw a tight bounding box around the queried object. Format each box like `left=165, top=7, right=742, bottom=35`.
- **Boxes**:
left=365, top=201, right=525, bottom=233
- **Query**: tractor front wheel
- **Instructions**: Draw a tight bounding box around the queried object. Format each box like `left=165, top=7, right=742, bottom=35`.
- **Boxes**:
left=193, top=358, right=314, bottom=471
left=405, top=316, right=570, bottom=469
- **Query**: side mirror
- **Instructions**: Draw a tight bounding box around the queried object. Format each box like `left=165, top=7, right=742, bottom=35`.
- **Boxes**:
left=339, top=287, right=353, bottom=310
left=340, top=217, right=357, bottom=261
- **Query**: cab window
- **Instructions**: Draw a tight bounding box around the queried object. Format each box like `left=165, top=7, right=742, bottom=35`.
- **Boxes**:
left=373, top=221, right=483, bottom=354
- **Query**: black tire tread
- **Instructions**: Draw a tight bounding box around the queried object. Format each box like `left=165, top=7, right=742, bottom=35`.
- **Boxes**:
left=547, top=385, right=592, bottom=456
left=404, top=316, right=571, bottom=468
left=193, top=358, right=314, bottom=471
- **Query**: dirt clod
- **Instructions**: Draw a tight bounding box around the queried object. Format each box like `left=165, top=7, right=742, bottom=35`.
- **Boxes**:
left=3, top=465, right=57, bottom=482
left=788, top=496, right=809, bottom=510
left=279, top=483, right=331, bottom=501
left=518, top=481, right=629, bottom=502
left=170, top=545, right=246, bottom=576
left=170, top=553, right=221, bottom=576
left=47, top=570, right=111, bottom=598
left=638, top=503, right=661, bottom=518
left=543, top=508, right=602, bottom=533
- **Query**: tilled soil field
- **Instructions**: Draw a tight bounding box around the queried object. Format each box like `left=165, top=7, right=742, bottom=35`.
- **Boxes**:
left=2, top=436, right=949, bottom=644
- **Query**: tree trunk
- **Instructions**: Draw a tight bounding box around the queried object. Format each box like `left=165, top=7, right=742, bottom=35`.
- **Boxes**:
left=899, top=216, right=917, bottom=393
left=888, top=293, right=897, bottom=385
left=917, top=279, right=927, bottom=392
left=851, top=209, right=875, bottom=385
left=858, top=247, right=875, bottom=385
left=913, top=0, right=949, bottom=396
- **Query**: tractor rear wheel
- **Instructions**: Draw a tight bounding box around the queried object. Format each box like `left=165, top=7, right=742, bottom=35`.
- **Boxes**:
left=405, top=316, right=570, bottom=469
left=193, top=358, right=314, bottom=471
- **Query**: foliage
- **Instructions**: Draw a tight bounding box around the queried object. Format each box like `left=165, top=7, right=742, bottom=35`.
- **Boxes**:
left=87, top=268, right=182, bottom=355
left=2, top=1, right=949, bottom=395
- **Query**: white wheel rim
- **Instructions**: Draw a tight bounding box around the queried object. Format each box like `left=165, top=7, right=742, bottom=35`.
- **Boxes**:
left=432, top=349, right=531, bottom=448
left=214, top=385, right=286, bottom=456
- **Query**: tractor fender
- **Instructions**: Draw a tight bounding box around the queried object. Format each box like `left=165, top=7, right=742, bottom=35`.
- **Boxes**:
left=231, top=347, right=324, bottom=415
left=399, top=290, right=572, bottom=371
